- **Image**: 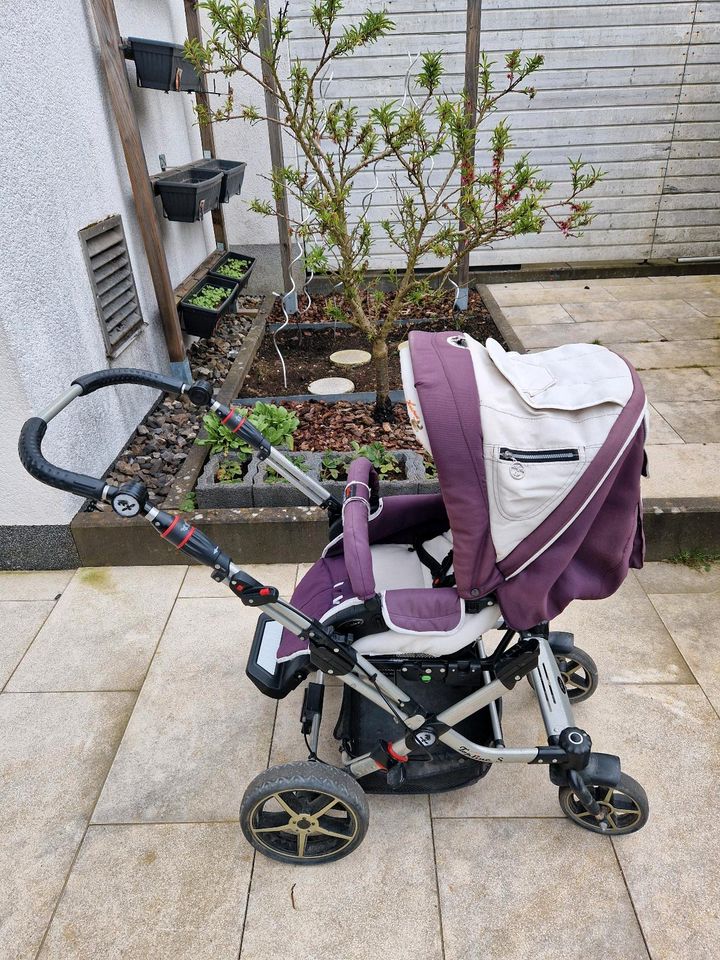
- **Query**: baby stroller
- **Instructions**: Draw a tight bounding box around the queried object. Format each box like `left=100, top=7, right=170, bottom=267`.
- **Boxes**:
left=19, top=331, right=650, bottom=865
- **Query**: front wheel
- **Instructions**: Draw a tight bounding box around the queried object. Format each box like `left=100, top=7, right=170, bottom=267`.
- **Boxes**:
left=559, top=772, right=649, bottom=835
left=240, top=761, right=370, bottom=865
left=556, top=646, right=599, bottom=703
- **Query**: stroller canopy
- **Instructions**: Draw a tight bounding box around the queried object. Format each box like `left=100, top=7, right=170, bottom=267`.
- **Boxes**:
left=401, top=331, right=647, bottom=628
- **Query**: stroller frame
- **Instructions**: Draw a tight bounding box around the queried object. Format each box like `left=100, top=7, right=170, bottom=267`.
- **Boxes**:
left=19, top=367, right=648, bottom=864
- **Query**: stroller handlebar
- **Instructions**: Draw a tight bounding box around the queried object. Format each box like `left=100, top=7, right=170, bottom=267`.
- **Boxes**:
left=18, top=367, right=214, bottom=501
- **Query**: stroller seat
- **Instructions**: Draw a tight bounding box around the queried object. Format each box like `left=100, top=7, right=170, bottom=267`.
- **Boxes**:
left=277, top=459, right=501, bottom=662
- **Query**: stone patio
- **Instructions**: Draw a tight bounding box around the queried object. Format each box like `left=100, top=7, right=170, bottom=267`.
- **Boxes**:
left=480, top=274, right=720, bottom=502
left=1, top=562, right=719, bottom=959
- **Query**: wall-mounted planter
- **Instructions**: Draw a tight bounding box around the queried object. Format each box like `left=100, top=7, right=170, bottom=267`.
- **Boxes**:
left=198, top=160, right=247, bottom=203
left=127, top=37, right=202, bottom=93
left=179, top=276, right=239, bottom=337
left=208, top=252, right=256, bottom=291
left=156, top=168, right=223, bottom=222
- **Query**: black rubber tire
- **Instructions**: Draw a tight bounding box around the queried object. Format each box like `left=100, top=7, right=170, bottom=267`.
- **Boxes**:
left=240, top=761, right=370, bottom=865
left=556, top=646, right=599, bottom=703
left=559, top=772, right=649, bottom=835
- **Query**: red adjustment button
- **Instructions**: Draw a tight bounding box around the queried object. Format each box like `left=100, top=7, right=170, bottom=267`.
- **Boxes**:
left=386, top=741, right=408, bottom=763
left=259, top=587, right=272, bottom=596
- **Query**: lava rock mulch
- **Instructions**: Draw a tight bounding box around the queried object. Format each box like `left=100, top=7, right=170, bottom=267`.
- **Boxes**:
left=245, top=290, right=502, bottom=399
left=98, top=301, right=260, bottom=504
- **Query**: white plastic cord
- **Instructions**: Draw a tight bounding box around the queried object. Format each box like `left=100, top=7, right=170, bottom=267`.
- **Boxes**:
left=401, top=51, right=419, bottom=109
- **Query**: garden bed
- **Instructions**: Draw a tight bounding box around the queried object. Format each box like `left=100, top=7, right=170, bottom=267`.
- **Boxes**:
left=245, top=290, right=501, bottom=399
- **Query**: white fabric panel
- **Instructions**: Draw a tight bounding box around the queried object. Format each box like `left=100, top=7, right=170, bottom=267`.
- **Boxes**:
left=399, top=341, right=432, bottom=454
left=370, top=543, right=430, bottom=590
left=353, top=603, right=500, bottom=657
left=464, top=335, right=632, bottom=562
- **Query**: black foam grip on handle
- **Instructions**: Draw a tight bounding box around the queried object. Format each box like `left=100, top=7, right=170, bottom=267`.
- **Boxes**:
left=18, top=418, right=107, bottom=501
left=72, top=368, right=187, bottom=397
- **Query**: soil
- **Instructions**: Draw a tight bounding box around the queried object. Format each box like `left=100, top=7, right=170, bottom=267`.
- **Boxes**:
left=244, top=290, right=502, bottom=398
left=96, top=298, right=261, bottom=506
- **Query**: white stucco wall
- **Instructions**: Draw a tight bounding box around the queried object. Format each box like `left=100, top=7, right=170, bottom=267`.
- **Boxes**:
left=0, top=0, right=214, bottom=527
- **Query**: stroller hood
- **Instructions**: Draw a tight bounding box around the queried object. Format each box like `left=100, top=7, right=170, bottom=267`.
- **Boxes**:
left=400, top=332, right=647, bottom=629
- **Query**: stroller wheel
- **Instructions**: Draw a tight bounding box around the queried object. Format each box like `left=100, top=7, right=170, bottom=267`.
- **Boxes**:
left=240, top=761, right=370, bottom=865
left=556, top=646, right=599, bottom=703
left=559, top=773, right=649, bottom=835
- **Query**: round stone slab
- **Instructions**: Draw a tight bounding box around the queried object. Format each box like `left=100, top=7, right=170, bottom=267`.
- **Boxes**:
left=308, top=377, right=355, bottom=395
left=330, top=348, right=372, bottom=368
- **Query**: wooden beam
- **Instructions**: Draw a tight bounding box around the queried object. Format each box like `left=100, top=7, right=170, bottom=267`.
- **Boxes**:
left=255, top=0, right=296, bottom=308
left=184, top=0, right=227, bottom=250
left=456, top=0, right=482, bottom=300
left=89, top=0, right=186, bottom=363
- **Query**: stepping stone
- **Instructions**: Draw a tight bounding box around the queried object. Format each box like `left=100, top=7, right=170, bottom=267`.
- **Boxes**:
left=330, top=348, right=372, bottom=367
left=308, top=377, right=355, bottom=395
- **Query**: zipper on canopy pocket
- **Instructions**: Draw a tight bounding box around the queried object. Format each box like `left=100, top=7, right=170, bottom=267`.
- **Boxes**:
left=499, top=447, right=580, bottom=463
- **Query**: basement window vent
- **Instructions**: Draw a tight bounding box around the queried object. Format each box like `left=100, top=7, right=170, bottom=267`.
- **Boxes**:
left=79, top=216, right=145, bottom=358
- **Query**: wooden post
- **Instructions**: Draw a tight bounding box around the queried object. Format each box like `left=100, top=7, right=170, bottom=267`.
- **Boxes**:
left=89, top=0, right=187, bottom=366
left=456, top=0, right=482, bottom=308
left=184, top=0, right=227, bottom=250
left=254, top=0, right=297, bottom=311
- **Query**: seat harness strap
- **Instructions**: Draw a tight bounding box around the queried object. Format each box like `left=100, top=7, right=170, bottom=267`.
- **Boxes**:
left=413, top=540, right=455, bottom=588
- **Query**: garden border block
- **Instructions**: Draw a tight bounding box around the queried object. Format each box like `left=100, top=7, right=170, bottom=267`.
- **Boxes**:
left=196, top=453, right=259, bottom=508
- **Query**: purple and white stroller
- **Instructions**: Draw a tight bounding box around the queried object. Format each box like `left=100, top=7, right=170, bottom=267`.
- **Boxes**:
left=19, top=330, right=649, bottom=865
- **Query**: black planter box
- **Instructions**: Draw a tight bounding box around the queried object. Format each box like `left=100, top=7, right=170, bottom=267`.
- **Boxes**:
left=127, top=37, right=202, bottom=93
left=208, top=252, right=256, bottom=291
left=156, top=168, right=223, bottom=222
left=198, top=160, right=247, bottom=203
left=179, top=276, right=239, bottom=337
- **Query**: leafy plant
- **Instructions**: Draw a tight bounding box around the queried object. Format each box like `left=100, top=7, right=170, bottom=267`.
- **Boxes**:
left=667, top=549, right=720, bottom=572
left=179, top=491, right=197, bottom=511
left=216, top=456, right=249, bottom=483
left=423, top=455, right=438, bottom=480
left=196, top=402, right=299, bottom=456
left=351, top=441, right=402, bottom=479
left=215, top=257, right=252, bottom=280
left=320, top=452, right=348, bottom=481
left=265, top=455, right=309, bottom=484
left=187, top=283, right=232, bottom=310
left=187, top=3, right=603, bottom=420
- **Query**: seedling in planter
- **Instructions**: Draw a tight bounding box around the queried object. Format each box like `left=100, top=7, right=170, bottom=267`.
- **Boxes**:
left=265, top=456, right=309, bottom=484
left=351, top=441, right=402, bottom=479
left=423, top=455, right=438, bottom=480
left=216, top=456, right=249, bottom=483
left=188, top=284, right=231, bottom=310
left=179, top=491, right=198, bottom=511
left=320, top=452, right=348, bottom=482
left=215, top=257, right=252, bottom=280
left=197, top=402, right=299, bottom=457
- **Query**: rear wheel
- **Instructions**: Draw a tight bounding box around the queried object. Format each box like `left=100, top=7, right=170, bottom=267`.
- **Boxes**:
left=240, top=761, right=370, bottom=865
left=556, top=646, right=599, bottom=703
left=559, top=772, right=649, bottom=835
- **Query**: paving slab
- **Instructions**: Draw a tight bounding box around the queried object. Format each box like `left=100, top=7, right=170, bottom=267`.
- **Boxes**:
left=647, top=406, right=684, bottom=444
left=490, top=285, right=617, bottom=307
left=634, top=561, right=720, bottom=595
left=37, top=824, right=251, bottom=960
left=0, top=600, right=54, bottom=688
left=0, top=569, right=74, bottom=601
left=688, top=297, right=720, bottom=316
left=648, top=315, right=720, bottom=342
left=240, top=795, right=443, bottom=960
left=92, top=598, right=276, bottom=823
left=6, top=567, right=185, bottom=692
left=434, top=818, right=649, bottom=960
left=0, top=692, right=135, bottom=960
left=581, top=684, right=720, bottom=960
left=500, top=303, right=574, bottom=325
left=602, top=339, right=720, bottom=370
left=641, top=444, right=720, bottom=499
left=596, top=283, right=720, bottom=302
left=513, top=319, right=662, bottom=350
left=638, top=367, right=720, bottom=402
left=652, top=400, right=720, bottom=443
left=180, top=562, right=298, bottom=599
left=649, top=592, right=720, bottom=713
left=560, top=299, right=706, bottom=323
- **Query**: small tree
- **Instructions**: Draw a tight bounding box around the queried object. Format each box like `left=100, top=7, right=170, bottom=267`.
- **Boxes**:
left=188, top=2, right=602, bottom=420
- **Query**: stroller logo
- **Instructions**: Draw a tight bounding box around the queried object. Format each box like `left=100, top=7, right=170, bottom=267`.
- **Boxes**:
left=414, top=728, right=437, bottom=748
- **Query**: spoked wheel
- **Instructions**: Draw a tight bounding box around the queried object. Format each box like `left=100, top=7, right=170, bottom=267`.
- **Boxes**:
left=240, top=761, right=370, bottom=865
left=559, top=773, right=649, bottom=835
left=556, top=646, right=599, bottom=703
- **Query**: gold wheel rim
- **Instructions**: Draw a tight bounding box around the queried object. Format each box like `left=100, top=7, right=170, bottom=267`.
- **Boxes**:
left=250, top=789, right=359, bottom=861
left=569, top=786, right=642, bottom=830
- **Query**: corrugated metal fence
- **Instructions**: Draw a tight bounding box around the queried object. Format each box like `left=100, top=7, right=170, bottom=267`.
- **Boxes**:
left=287, top=0, right=720, bottom=267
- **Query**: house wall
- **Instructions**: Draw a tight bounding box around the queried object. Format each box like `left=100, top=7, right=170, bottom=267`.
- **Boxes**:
left=286, top=0, right=720, bottom=267
left=0, top=0, right=214, bottom=549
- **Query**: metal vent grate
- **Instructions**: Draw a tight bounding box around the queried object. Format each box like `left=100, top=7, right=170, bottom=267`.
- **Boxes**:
left=79, top=216, right=144, bottom=358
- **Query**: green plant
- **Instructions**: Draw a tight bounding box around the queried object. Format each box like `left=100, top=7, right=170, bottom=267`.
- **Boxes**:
left=188, top=3, right=603, bottom=420
left=196, top=402, right=299, bottom=456
left=187, top=283, right=232, bottom=310
left=265, top=456, right=309, bottom=484
left=423, top=455, right=438, bottom=480
left=320, top=452, right=348, bottom=481
left=215, top=257, right=252, bottom=280
left=667, top=549, right=720, bottom=572
left=179, top=491, right=197, bottom=511
left=216, top=456, right=249, bottom=483
left=351, top=441, right=402, bottom=479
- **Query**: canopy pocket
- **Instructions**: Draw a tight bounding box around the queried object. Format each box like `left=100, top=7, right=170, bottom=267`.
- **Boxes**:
left=489, top=444, right=586, bottom=524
